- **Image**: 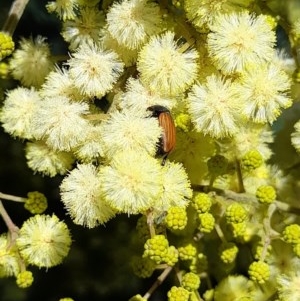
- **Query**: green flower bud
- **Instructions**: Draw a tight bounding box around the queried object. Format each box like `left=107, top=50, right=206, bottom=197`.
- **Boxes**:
left=178, top=243, right=197, bottom=261
left=219, top=242, right=239, bottom=264
left=165, top=206, right=187, bottom=231
left=292, top=243, right=300, bottom=257
left=164, top=245, right=179, bottom=266
left=0, top=32, right=14, bottom=60
left=143, top=235, right=169, bottom=264
left=283, top=224, right=300, bottom=244
left=207, top=155, right=228, bottom=176
left=192, top=193, right=212, bottom=213
left=248, top=261, right=270, bottom=284
left=198, top=212, right=215, bottom=233
left=24, top=191, right=48, bottom=214
left=16, top=271, right=34, bottom=288
left=167, top=286, right=190, bottom=301
left=256, top=185, right=276, bottom=204
left=129, top=294, right=147, bottom=301
left=175, top=113, right=191, bottom=132
left=181, top=272, right=201, bottom=291
left=241, top=150, right=263, bottom=171
left=225, top=203, right=248, bottom=224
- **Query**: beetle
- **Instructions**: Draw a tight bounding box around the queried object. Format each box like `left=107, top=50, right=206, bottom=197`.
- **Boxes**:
left=147, top=105, right=176, bottom=165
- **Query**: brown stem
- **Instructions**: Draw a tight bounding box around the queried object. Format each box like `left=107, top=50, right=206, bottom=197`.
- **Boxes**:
left=2, top=0, right=30, bottom=36
left=0, top=192, right=26, bottom=203
left=275, top=200, right=300, bottom=215
left=208, top=175, right=216, bottom=190
left=146, top=210, right=156, bottom=238
left=143, top=266, right=173, bottom=300
left=260, top=204, right=277, bottom=261
left=0, top=200, right=19, bottom=247
left=214, top=223, right=227, bottom=244
left=194, top=290, right=205, bottom=301
left=235, top=159, right=245, bottom=193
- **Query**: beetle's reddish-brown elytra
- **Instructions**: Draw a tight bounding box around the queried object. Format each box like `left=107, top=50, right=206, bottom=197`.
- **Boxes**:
left=147, top=105, right=176, bottom=165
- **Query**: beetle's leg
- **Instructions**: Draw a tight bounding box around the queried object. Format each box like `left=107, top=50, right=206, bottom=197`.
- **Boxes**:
left=161, top=153, right=168, bottom=166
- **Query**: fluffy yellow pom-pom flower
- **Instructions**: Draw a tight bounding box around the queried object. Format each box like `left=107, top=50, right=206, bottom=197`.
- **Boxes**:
left=107, top=0, right=162, bottom=50
left=67, top=42, right=124, bottom=98
left=9, top=36, right=53, bottom=87
left=16, top=215, right=72, bottom=268
left=60, top=164, right=116, bottom=228
left=100, top=150, right=163, bottom=214
left=207, top=12, right=276, bottom=74
left=137, top=31, right=199, bottom=97
left=153, top=162, right=192, bottom=212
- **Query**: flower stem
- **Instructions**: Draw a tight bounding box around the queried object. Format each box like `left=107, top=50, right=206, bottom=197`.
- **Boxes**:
left=235, top=159, right=245, bottom=193
left=0, top=192, right=26, bottom=203
left=0, top=200, right=19, bottom=244
left=146, top=210, right=156, bottom=238
left=260, top=203, right=277, bottom=261
left=143, top=266, right=173, bottom=300
left=208, top=175, right=216, bottom=190
left=214, top=223, right=227, bottom=244
left=275, top=200, right=300, bottom=215
left=2, top=0, right=30, bottom=36
left=194, top=290, right=205, bottom=301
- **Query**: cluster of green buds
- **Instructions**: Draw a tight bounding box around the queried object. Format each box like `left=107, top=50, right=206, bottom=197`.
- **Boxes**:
left=0, top=32, right=14, bottom=60
left=283, top=224, right=300, bottom=257
left=192, top=193, right=215, bottom=233
left=241, top=150, right=263, bottom=172
left=225, top=202, right=248, bottom=239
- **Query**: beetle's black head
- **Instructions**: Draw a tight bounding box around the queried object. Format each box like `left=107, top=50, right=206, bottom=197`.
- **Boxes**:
left=147, top=105, right=170, bottom=117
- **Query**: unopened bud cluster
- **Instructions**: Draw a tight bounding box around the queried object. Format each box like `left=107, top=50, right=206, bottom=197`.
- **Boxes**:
left=165, top=206, right=188, bottom=231
left=24, top=191, right=48, bottom=214
left=0, top=32, right=14, bottom=60
left=241, top=150, right=263, bottom=171
left=248, top=261, right=270, bottom=284
left=143, top=235, right=178, bottom=265
left=256, top=185, right=276, bottom=204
